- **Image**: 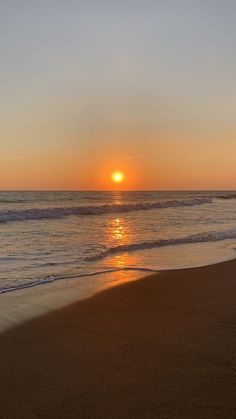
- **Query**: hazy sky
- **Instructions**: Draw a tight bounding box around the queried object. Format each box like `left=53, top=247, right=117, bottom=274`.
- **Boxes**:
left=1, top=1, right=236, bottom=190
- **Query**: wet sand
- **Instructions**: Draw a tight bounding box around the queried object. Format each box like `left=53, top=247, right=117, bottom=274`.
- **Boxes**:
left=0, top=259, right=236, bottom=418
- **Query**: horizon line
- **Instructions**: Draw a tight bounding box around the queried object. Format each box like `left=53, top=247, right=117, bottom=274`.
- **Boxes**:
left=0, top=189, right=235, bottom=193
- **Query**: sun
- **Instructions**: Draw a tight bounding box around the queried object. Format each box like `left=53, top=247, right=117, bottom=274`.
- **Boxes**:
left=111, top=171, right=124, bottom=183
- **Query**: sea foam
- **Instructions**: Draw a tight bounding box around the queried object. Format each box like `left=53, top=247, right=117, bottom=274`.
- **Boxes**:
left=0, top=197, right=212, bottom=223
left=86, top=229, right=236, bottom=261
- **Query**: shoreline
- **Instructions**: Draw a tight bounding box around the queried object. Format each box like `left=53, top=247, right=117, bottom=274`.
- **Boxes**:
left=1, top=259, right=236, bottom=417
left=0, top=268, right=146, bottom=333
left=1, top=249, right=235, bottom=334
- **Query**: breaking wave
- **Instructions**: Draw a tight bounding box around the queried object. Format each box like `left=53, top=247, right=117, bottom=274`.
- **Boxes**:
left=86, top=229, right=236, bottom=261
left=0, top=197, right=212, bottom=223
left=216, top=194, right=236, bottom=200
left=1, top=228, right=236, bottom=295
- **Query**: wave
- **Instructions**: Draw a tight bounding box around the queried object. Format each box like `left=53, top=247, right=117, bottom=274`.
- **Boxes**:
left=0, top=199, right=28, bottom=204
left=0, top=267, right=159, bottom=295
left=1, top=228, right=236, bottom=295
left=0, top=197, right=212, bottom=223
left=85, top=229, right=236, bottom=261
left=216, top=194, right=236, bottom=200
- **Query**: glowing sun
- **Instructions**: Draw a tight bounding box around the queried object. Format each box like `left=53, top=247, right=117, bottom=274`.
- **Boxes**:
left=111, top=171, right=124, bottom=183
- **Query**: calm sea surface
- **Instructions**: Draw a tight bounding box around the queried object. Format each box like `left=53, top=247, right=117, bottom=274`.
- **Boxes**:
left=0, top=191, right=236, bottom=295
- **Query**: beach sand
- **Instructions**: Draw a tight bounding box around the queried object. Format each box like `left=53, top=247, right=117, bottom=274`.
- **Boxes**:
left=0, top=259, right=236, bottom=418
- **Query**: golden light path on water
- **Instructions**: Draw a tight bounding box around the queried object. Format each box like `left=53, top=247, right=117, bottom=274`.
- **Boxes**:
left=101, top=191, right=236, bottom=275
left=105, top=191, right=139, bottom=269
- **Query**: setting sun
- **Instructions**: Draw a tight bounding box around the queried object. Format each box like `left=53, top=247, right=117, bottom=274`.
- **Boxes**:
left=111, top=171, right=124, bottom=183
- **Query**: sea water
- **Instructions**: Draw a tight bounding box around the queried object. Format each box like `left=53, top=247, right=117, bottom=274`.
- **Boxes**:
left=1, top=190, right=236, bottom=331
left=0, top=191, right=236, bottom=297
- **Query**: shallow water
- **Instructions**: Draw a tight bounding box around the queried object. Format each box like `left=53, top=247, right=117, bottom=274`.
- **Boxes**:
left=0, top=190, right=236, bottom=295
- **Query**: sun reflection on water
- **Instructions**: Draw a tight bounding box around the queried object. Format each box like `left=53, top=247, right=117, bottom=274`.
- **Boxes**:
left=112, top=252, right=138, bottom=268
left=111, top=191, right=123, bottom=205
left=108, top=216, right=128, bottom=245
left=105, top=215, right=139, bottom=269
left=112, top=218, right=125, bottom=241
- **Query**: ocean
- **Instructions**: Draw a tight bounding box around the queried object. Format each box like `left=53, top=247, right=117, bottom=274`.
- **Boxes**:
left=1, top=190, right=236, bottom=298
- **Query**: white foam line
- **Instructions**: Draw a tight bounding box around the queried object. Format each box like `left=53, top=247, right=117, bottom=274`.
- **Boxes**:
left=0, top=197, right=212, bottom=223
left=0, top=267, right=158, bottom=295
left=86, top=230, right=236, bottom=261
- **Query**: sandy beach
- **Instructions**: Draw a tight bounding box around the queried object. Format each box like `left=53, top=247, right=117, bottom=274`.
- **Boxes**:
left=1, top=259, right=236, bottom=418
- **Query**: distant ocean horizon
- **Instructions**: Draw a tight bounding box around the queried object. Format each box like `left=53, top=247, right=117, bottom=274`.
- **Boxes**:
left=0, top=190, right=236, bottom=296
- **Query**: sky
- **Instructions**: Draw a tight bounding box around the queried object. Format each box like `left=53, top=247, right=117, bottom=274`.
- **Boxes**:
left=0, top=0, right=236, bottom=190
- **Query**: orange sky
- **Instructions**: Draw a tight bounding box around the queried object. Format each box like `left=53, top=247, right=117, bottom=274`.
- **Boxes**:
left=1, top=2, right=236, bottom=190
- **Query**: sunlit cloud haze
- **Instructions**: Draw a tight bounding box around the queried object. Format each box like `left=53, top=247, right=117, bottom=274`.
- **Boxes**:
left=0, top=1, right=236, bottom=190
